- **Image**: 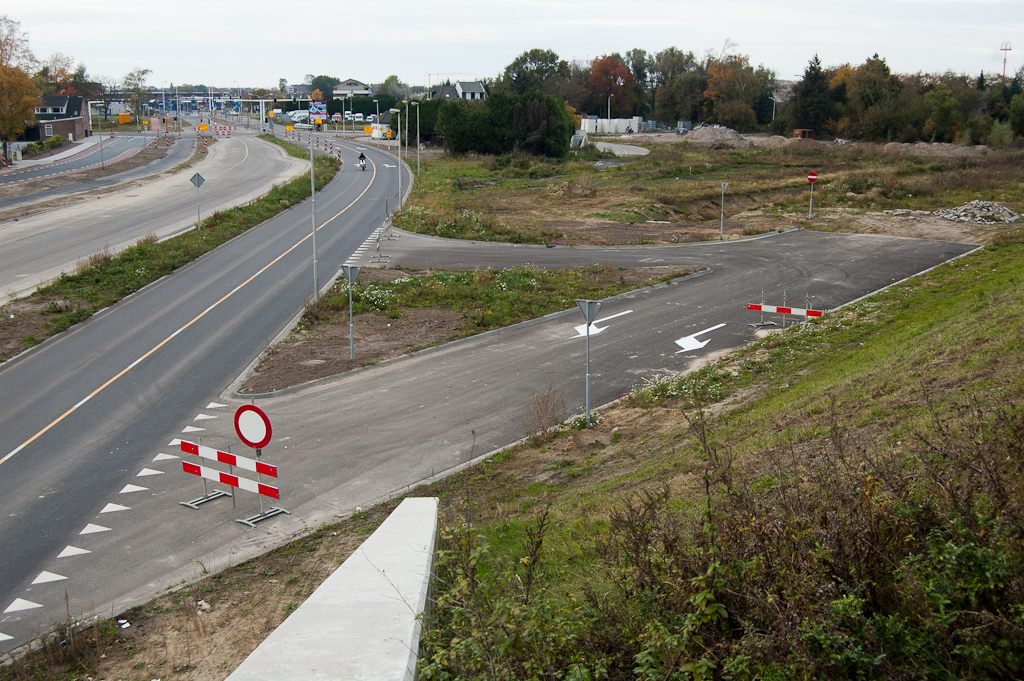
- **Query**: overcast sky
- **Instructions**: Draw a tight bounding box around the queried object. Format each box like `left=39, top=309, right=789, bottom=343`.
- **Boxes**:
left=11, top=0, right=1023, bottom=91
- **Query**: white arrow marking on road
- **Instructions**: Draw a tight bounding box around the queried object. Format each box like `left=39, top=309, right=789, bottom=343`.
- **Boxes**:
left=675, top=323, right=727, bottom=353
left=4, top=599, right=42, bottom=613
left=137, top=468, right=163, bottom=477
left=0, top=633, right=12, bottom=642
left=571, top=310, right=634, bottom=338
left=206, top=402, right=227, bottom=409
left=31, top=571, right=67, bottom=585
left=120, top=483, right=148, bottom=493
left=100, top=503, right=130, bottom=513
left=194, top=413, right=217, bottom=421
left=153, top=453, right=178, bottom=462
left=383, top=164, right=396, bottom=168
left=181, top=426, right=204, bottom=433
left=80, top=523, right=110, bottom=535
left=57, top=545, right=91, bottom=558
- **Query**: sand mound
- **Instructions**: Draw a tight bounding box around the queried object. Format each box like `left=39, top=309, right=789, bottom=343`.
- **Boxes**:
left=683, top=126, right=754, bottom=148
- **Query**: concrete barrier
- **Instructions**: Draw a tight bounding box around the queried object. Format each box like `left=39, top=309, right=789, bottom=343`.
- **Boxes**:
left=226, top=497, right=439, bottom=681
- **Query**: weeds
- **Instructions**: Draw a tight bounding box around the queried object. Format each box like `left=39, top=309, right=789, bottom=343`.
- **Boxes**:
left=523, top=384, right=566, bottom=444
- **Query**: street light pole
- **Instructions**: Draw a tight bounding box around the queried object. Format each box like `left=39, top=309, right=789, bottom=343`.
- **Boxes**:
left=89, top=101, right=105, bottom=168
left=411, top=101, right=420, bottom=176
left=608, top=93, right=613, bottom=120
left=304, top=124, right=319, bottom=302
left=372, top=98, right=380, bottom=148
left=390, top=108, right=402, bottom=210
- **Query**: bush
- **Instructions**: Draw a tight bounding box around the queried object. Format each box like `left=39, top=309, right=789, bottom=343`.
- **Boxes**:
left=21, top=134, right=71, bottom=158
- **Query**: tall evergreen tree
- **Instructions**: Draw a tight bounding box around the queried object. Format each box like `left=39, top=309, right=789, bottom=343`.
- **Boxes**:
left=789, top=55, right=832, bottom=133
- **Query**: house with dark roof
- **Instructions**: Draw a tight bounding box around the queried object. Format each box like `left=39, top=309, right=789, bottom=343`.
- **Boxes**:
left=428, top=81, right=488, bottom=102
left=29, top=95, right=88, bottom=142
left=455, top=81, right=487, bottom=101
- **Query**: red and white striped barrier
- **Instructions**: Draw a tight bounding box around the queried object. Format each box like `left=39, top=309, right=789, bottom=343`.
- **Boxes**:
left=747, top=303, right=822, bottom=318
left=182, top=461, right=280, bottom=499
left=181, top=440, right=277, bottom=477
left=110, top=130, right=114, bottom=139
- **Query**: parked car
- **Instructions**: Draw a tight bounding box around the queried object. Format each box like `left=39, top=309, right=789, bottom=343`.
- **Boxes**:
left=354, top=113, right=364, bottom=121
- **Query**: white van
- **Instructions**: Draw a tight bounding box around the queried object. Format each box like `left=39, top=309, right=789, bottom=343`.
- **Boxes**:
left=354, top=113, right=364, bottom=122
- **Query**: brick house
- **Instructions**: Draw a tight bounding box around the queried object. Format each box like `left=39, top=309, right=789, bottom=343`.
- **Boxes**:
left=29, top=95, right=88, bottom=142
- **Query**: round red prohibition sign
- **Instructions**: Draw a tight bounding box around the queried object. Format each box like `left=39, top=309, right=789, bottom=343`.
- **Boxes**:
left=235, top=405, right=272, bottom=449
left=807, top=171, right=818, bottom=183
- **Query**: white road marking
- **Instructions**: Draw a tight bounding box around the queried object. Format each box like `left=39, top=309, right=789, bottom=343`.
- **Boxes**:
left=206, top=402, right=228, bottom=409
left=31, top=571, right=67, bottom=585
left=100, top=503, right=130, bottom=513
left=194, top=414, right=216, bottom=421
left=4, top=599, right=42, bottom=613
left=181, top=426, right=204, bottom=433
left=570, top=310, right=634, bottom=338
left=119, top=484, right=148, bottom=493
left=79, top=523, right=110, bottom=534
left=137, top=468, right=163, bottom=477
left=153, top=453, right=178, bottom=462
left=57, top=546, right=91, bottom=558
left=674, top=323, right=727, bottom=353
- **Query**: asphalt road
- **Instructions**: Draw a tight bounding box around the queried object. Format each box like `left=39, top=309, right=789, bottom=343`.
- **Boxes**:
left=0, top=136, right=147, bottom=187
left=0, top=134, right=196, bottom=211
left=0, top=134, right=309, bottom=298
left=0, top=134, right=978, bottom=653
left=0, top=138, right=406, bottom=651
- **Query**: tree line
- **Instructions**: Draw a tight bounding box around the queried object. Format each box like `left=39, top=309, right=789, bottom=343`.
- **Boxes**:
left=491, top=45, right=1024, bottom=144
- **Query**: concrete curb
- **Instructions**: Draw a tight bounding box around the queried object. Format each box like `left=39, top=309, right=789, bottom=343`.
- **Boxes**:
left=226, top=497, right=439, bottom=681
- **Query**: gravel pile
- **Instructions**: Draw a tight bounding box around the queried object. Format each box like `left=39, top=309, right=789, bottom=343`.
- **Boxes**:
left=884, top=200, right=1019, bottom=224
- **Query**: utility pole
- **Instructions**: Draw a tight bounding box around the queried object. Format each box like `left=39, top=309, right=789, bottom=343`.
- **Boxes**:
left=1001, top=42, right=1013, bottom=78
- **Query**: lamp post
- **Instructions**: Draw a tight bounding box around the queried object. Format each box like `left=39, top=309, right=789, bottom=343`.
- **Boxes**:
left=372, top=98, right=380, bottom=147
left=411, top=101, right=420, bottom=176
left=88, top=101, right=105, bottom=168
left=299, top=123, right=319, bottom=303
left=390, top=108, right=402, bottom=210
left=608, top=93, right=613, bottom=120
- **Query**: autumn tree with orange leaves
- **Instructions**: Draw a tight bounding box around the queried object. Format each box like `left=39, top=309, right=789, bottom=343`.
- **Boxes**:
left=588, top=55, right=636, bottom=117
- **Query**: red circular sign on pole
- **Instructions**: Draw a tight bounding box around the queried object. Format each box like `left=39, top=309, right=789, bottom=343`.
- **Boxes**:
left=807, top=171, right=818, bottom=183
left=235, top=405, right=272, bottom=449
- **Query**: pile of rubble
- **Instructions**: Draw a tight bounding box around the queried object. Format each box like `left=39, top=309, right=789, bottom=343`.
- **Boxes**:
left=884, top=200, right=1020, bottom=224
left=934, top=200, right=1020, bottom=224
